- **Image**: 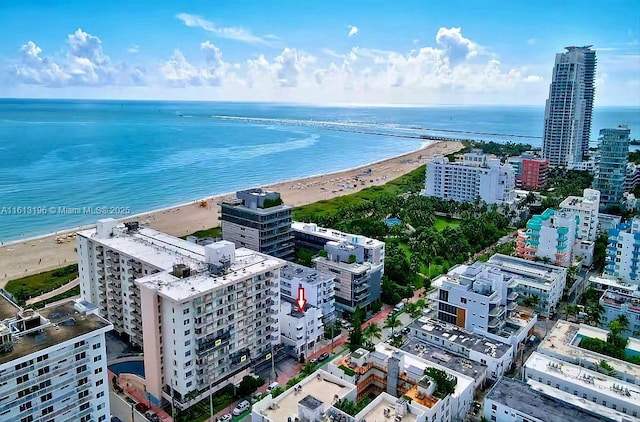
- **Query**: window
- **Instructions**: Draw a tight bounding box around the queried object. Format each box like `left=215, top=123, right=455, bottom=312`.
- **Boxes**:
left=97, top=391, right=104, bottom=399
left=183, top=308, right=190, bottom=315
left=96, top=379, right=103, bottom=386
left=40, top=393, right=52, bottom=402
left=460, top=297, right=467, bottom=304
left=94, top=355, right=102, bottom=362
left=93, top=343, right=101, bottom=350
left=491, top=404, right=497, bottom=411
left=95, top=367, right=103, bottom=374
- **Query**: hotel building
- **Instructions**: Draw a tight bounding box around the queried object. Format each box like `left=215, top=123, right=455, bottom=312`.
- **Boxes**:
left=486, top=254, right=567, bottom=317
left=508, top=153, right=549, bottom=190
left=0, top=296, right=112, bottom=422
left=599, top=287, right=640, bottom=338
left=559, top=188, right=600, bottom=242
left=293, top=222, right=384, bottom=315
left=593, top=126, right=631, bottom=208
left=425, top=150, right=515, bottom=205
left=78, top=219, right=285, bottom=408
left=220, top=188, right=295, bottom=260
left=542, top=46, right=596, bottom=168
left=430, top=262, right=537, bottom=348
left=516, top=208, right=584, bottom=267
left=280, top=262, right=335, bottom=324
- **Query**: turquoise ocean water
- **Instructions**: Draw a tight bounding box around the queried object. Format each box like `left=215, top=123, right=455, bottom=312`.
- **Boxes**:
left=0, top=99, right=638, bottom=242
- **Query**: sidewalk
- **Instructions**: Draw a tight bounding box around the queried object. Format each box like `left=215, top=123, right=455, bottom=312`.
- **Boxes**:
left=109, top=370, right=173, bottom=422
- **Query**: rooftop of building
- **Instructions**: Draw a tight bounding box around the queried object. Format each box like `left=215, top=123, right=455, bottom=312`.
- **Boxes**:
left=280, top=296, right=319, bottom=318
left=487, top=254, right=567, bottom=284
left=589, top=275, right=639, bottom=293
left=252, top=370, right=355, bottom=422
left=401, top=337, right=488, bottom=379
left=409, top=317, right=512, bottom=359
left=355, top=393, right=420, bottom=422
left=0, top=298, right=112, bottom=365
left=136, top=247, right=284, bottom=301
left=486, top=376, right=610, bottom=422
left=312, top=255, right=371, bottom=274
left=538, top=320, right=640, bottom=383
left=291, top=222, right=384, bottom=248
left=371, top=343, right=474, bottom=399
left=280, top=263, right=335, bottom=286
left=77, top=224, right=205, bottom=271
left=525, top=351, right=640, bottom=406
left=559, top=189, right=600, bottom=209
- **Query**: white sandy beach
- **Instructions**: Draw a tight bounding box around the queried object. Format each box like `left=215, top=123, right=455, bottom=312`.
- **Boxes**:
left=0, top=140, right=463, bottom=286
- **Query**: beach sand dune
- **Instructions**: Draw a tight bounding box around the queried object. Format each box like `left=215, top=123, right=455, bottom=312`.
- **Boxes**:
left=0, top=140, right=463, bottom=286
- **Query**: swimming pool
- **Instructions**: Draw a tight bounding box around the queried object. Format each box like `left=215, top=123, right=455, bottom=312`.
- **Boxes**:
left=109, top=360, right=145, bottom=378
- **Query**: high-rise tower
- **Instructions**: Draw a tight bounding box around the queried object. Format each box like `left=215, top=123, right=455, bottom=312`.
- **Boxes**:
left=542, top=46, right=597, bottom=168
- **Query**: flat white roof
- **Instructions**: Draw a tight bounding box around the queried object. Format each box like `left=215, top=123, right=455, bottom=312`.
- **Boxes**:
left=137, top=247, right=284, bottom=301
left=78, top=226, right=205, bottom=270
left=538, top=320, right=640, bottom=385
left=291, top=221, right=384, bottom=248
left=525, top=352, right=640, bottom=408
left=357, top=393, right=420, bottom=422
left=253, top=370, right=355, bottom=422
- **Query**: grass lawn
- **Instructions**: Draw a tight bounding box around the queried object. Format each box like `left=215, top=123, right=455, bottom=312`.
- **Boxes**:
left=30, top=286, right=81, bottom=309
left=184, top=227, right=222, bottom=239
left=433, top=217, right=459, bottom=231
left=293, top=165, right=425, bottom=221
left=5, top=264, right=78, bottom=303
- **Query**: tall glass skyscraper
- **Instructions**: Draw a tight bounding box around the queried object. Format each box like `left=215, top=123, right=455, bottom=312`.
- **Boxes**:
left=542, top=46, right=596, bottom=168
left=593, top=126, right=631, bottom=208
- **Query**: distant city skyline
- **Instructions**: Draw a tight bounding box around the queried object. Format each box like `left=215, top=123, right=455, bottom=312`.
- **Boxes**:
left=0, top=1, right=638, bottom=105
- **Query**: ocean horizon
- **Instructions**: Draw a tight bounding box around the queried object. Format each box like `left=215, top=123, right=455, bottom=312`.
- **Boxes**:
left=1, top=99, right=638, bottom=243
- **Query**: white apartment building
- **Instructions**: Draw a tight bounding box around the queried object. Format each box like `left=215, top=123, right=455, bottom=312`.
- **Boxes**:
left=560, top=188, right=600, bottom=242
left=604, top=217, right=640, bottom=284
left=537, top=320, right=640, bottom=386
left=424, top=149, right=516, bottom=205
left=600, top=288, right=640, bottom=338
left=279, top=299, right=324, bottom=359
left=77, top=219, right=285, bottom=409
left=484, top=376, right=616, bottom=422
left=516, top=208, right=586, bottom=267
left=598, top=213, right=622, bottom=235
left=280, top=262, right=335, bottom=324
left=0, top=296, right=112, bottom=422
left=408, top=316, right=513, bottom=380
left=292, top=222, right=384, bottom=315
left=524, top=351, right=640, bottom=419
left=431, top=262, right=537, bottom=349
left=486, top=254, right=567, bottom=317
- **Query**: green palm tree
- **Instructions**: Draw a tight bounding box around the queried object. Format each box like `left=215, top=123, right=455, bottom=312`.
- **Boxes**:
left=586, top=303, right=605, bottom=326
left=615, top=314, right=629, bottom=331
left=384, top=313, right=403, bottom=337
left=363, top=323, right=382, bottom=346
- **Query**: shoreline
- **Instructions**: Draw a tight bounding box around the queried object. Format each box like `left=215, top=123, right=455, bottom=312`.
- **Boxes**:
left=0, top=139, right=463, bottom=286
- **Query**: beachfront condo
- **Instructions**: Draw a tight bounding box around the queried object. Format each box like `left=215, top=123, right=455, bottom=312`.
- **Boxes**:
left=429, top=261, right=538, bottom=349
left=593, top=126, right=631, bottom=208
left=0, top=295, right=112, bottom=422
left=542, top=46, right=596, bottom=168
left=292, top=222, right=384, bottom=316
left=220, top=188, right=295, bottom=261
left=559, top=188, right=600, bottom=242
left=508, top=152, right=549, bottom=190
left=77, top=219, right=284, bottom=409
left=424, top=149, right=516, bottom=205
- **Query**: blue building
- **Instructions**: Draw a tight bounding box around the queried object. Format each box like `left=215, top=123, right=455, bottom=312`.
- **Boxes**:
left=604, top=217, right=640, bottom=284
left=593, top=126, right=631, bottom=209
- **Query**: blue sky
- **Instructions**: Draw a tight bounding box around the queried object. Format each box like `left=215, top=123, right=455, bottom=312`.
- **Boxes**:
left=0, top=0, right=638, bottom=105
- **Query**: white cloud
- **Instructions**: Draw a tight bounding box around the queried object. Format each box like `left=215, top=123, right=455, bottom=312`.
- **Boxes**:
left=128, top=45, right=140, bottom=54
left=12, top=28, right=144, bottom=87
left=527, top=38, right=537, bottom=45
left=435, top=27, right=479, bottom=64
left=159, top=41, right=237, bottom=87
left=348, top=25, right=359, bottom=37
left=176, top=13, right=273, bottom=46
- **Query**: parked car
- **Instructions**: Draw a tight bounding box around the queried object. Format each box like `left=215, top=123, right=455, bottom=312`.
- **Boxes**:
left=144, top=411, right=160, bottom=422
left=401, top=327, right=410, bottom=335
left=218, top=415, right=232, bottom=422
left=309, top=357, right=318, bottom=365
left=232, top=400, right=251, bottom=416
left=319, top=352, right=330, bottom=361
left=266, top=382, right=279, bottom=394
left=393, top=302, right=405, bottom=312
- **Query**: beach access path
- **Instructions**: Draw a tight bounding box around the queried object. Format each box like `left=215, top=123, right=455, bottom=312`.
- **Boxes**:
left=0, top=140, right=463, bottom=287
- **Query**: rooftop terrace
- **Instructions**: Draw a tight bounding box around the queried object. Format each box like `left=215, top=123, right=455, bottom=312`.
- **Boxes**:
left=0, top=298, right=112, bottom=365
left=253, top=370, right=355, bottom=422
left=281, top=262, right=335, bottom=286
left=401, top=337, right=487, bottom=380
left=292, top=222, right=384, bottom=248
left=357, top=394, right=419, bottom=422
left=538, top=320, right=640, bottom=385
left=410, top=317, right=512, bottom=358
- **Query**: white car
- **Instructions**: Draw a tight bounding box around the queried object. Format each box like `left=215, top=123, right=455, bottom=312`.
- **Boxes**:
left=218, top=415, right=232, bottom=422
left=232, top=400, right=251, bottom=416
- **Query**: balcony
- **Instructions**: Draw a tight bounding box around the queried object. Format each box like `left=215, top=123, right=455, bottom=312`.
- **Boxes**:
left=507, top=291, right=519, bottom=301
left=489, top=306, right=505, bottom=317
